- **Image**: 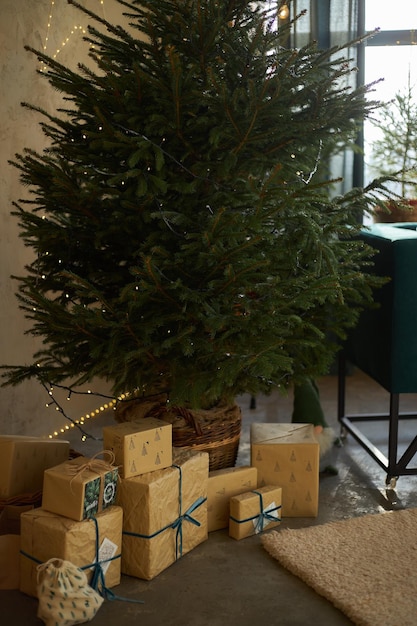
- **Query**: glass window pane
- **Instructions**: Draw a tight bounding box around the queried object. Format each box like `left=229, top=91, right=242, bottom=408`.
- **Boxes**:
left=366, top=0, right=417, bottom=31
left=364, top=44, right=417, bottom=201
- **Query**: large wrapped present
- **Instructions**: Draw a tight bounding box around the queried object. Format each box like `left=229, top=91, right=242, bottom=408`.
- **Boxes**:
left=229, top=485, right=282, bottom=540
left=103, top=417, right=172, bottom=478
left=207, top=466, right=258, bottom=532
left=0, top=436, right=69, bottom=498
left=42, top=453, right=118, bottom=521
left=117, top=448, right=208, bottom=580
left=20, top=505, right=122, bottom=597
left=251, top=423, right=319, bottom=517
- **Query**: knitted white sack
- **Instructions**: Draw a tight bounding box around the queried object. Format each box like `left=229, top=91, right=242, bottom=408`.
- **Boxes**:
left=36, top=558, right=104, bottom=626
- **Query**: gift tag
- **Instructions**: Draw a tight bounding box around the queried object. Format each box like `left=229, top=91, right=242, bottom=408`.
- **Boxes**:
left=98, top=537, right=118, bottom=575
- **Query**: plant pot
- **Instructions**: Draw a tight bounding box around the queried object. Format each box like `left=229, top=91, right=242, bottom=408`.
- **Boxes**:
left=374, top=199, right=417, bottom=223
left=114, top=395, right=242, bottom=471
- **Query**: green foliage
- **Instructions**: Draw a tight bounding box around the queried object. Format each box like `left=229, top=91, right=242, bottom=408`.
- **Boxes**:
left=369, top=73, right=417, bottom=198
left=3, top=0, right=388, bottom=407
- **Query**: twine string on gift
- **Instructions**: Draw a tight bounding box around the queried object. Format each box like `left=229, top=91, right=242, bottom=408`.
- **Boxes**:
left=67, top=450, right=116, bottom=480
left=229, top=490, right=282, bottom=534
left=122, top=463, right=206, bottom=560
left=66, top=450, right=118, bottom=496
left=85, top=516, right=144, bottom=604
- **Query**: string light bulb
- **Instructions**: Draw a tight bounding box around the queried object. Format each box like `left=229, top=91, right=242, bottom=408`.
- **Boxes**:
left=278, top=3, right=290, bottom=20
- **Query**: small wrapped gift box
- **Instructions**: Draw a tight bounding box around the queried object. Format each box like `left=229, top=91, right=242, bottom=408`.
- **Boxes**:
left=0, top=436, right=69, bottom=498
left=229, top=485, right=282, bottom=540
left=20, top=505, right=123, bottom=597
left=208, top=465, right=258, bottom=532
left=42, top=453, right=118, bottom=521
left=117, top=448, right=208, bottom=580
left=103, top=417, right=172, bottom=478
left=251, top=423, right=319, bottom=517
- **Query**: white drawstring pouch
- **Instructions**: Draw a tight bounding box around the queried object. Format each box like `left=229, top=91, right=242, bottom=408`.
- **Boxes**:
left=36, top=558, right=103, bottom=626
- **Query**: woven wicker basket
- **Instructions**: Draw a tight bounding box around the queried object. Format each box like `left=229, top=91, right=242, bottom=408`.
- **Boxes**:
left=115, top=395, right=242, bottom=471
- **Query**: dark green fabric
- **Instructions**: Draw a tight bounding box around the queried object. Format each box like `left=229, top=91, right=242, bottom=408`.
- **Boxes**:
left=344, top=223, right=417, bottom=393
left=292, top=378, right=329, bottom=428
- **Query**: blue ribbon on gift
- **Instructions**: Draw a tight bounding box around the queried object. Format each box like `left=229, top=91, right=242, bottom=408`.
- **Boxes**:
left=122, top=463, right=207, bottom=560
left=229, top=490, right=281, bottom=534
left=21, top=516, right=143, bottom=604
left=85, top=516, right=144, bottom=604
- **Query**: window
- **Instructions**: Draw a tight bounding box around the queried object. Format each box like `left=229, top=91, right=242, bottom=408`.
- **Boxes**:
left=364, top=1, right=417, bottom=199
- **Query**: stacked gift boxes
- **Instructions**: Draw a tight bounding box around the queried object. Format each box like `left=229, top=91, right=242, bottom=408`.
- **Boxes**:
left=5, top=418, right=320, bottom=598
left=104, top=417, right=211, bottom=580
left=20, top=451, right=122, bottom=597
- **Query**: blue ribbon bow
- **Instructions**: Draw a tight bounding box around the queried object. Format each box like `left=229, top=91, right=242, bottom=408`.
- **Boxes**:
left=123, top=463, right=207, bottom=561
left=229, top=489, right=281, bottom=534
left=87, top=516, right=143, bottom=604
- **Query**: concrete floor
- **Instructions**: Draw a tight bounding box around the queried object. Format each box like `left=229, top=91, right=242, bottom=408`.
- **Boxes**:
left=3, top=368, right=417, bottom=625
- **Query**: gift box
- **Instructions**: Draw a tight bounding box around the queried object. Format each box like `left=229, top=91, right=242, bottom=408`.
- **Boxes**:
left=229, top=485, right=282, bottom=540
left=0, top=534, right=20, bottom=589
left=0, top=436, right=69, bottom=498
left=251, top=423, right=319, bottom=517
left=117, top=448, right=208, bottom=580
left=102, top=417, right=172, bottom=478
left=207, top=466, right=258, bottom=532
left=0, top=504, right=35, bottom=535
left=20, top=505, right=122, bottom=597
left=42, top=453, right=118, bottom=521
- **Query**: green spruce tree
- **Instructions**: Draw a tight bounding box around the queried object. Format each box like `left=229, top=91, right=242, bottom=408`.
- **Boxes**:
left=3, top=0, right=387, bottom=408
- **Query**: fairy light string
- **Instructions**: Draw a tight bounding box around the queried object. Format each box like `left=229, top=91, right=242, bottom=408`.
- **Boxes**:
left=42, top=381, right=120, bottom=441
left=40, top=0, right=105, bottom=72
left=38, top=0, right=111, bottom=441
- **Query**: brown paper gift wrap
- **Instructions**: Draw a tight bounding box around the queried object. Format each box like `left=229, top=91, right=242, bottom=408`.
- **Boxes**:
left=250, top=423, right=319, bottom=517
left=0, top=534, right=20, bottom=589
left=229, top=485, right=282, bottom=540
left=117, top=449, right=208, bottom=580
left=0, top=436, right=69, bottom=498
left=20, top=505, right=122, bottom=597
left=207, top=466, right=258, bottom=532
left=42, top=454, right=119, bottom=521
left=103, top=417, right=172, bottom=478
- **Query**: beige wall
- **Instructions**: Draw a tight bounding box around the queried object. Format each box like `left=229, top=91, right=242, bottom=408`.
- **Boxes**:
left=0, top=0, right=126, bottom=437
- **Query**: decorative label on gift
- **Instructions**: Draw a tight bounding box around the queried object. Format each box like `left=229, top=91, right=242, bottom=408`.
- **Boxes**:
left=97, top=537, right=118, bottom=576
left=83, top=469, right=118, bottom=518
left=252, top=500, right=279, bottom=533
left=42, top=454, right=119, bottom=521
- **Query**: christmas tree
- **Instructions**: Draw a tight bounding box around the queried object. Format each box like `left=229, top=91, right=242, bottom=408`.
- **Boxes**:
left=3, top=0, right=387, bottom=409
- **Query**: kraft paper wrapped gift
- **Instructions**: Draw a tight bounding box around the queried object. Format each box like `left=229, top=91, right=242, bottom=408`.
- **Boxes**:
left=20, top=505, right=122, bottom=597
left=0, top=534, right=20, bottom=589
left=117, top=448, right=208, bottom=580
left=0, top=503, right=35, bottom=535
left=229, top=485, right=282, bottom=540
left=42, top=454, right=118, bottom=521
left=103, top=417, right=172, bottom=478
left=0, top=436, right=69, bottom=498
left=251, top=423, right=319, bottom=517
left=208, top=466, right=258, bottom=532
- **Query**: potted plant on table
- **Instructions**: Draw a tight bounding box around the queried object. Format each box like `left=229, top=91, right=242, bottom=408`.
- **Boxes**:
left=368, top=73, right=417, bottom=222
left=2, top=0, right=389, bottom=468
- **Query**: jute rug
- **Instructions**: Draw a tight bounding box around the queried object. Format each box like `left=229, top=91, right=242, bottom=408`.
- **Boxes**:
left=262, top=508, right=417, bottom=626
